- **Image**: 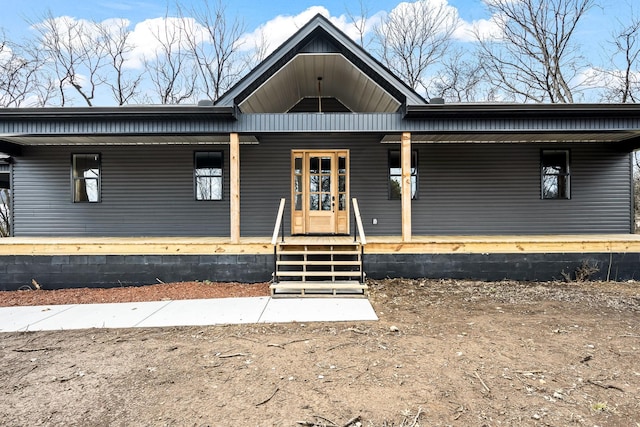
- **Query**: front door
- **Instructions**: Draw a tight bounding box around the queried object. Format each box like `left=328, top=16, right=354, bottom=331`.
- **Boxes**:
left=291, top=150, right=349, bottom=235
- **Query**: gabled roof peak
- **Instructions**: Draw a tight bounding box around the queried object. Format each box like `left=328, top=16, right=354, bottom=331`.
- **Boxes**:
left=215, top=13, right=427, bottom=112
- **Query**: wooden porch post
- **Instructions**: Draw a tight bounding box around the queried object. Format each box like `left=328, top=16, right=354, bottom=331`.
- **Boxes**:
left=401, top=132, right=412, bottom=242
left=230, top=133, right=240, bottom=243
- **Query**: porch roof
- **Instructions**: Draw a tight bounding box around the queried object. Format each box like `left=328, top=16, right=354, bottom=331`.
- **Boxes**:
left=1, top=102, right=640, bottom=151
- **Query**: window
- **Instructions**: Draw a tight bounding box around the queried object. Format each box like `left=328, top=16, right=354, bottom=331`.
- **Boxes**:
left=389, top=149, right=418, bottom=200
left=541, top=150, right=570, bottom=199
left=195, top=152, right=223, bottom=200
left=72, top=154, right=100, bottom=203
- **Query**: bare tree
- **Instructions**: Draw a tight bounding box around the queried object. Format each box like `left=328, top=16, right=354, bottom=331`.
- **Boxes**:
left=0, top=188, right=10, bottom=237
left=373, top=0, right=457, bottom=91
left=178, top=0, right=246, bottom=101
left=144, top=14, right=197, bottom=104
left=346, top=0, right=371, bottom=48
left=246, top=27, right=271, bottom=67
left=0, top=30, right=57, bottom=108
left=476, top=0, right=595, bottom=103
left=599, top=13, right=640, bottom=103
left=429, top=48, right=488, bottom=102
left=98, top=19, right=144, bottom=105
left=30, top=11, right=108, bottom=106
left=0, top=34, right=39, bottom=107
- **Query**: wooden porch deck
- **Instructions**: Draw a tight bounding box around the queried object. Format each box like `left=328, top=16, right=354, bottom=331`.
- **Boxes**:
left=2, top=234, right=640, bottom=255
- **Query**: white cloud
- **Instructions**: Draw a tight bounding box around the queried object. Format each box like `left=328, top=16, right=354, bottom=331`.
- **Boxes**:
left=575, top=67, right=606, bottom=88
left=576, top=66, right=640, bottom=90
left=378, top=0, right=461, bottom=38
left=454, top=14, right=504, bottom=42
left=126, top=16, right=209, bottom=69
left=0, top=44, right=13, bottom=62
left=31, top=14, right=212, bottom=70
left=237, top=6, right=329, bottom=55
left=236, top=6, right=384, bottom=57
left=358, top=0, right=504, bottom=44
left=32, top=15, right=100, bottom=50
left=28, top=2, right=506, bottom=74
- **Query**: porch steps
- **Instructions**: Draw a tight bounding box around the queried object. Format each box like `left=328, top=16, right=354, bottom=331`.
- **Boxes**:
left=270, top=281, right=367, bottom=297
left=271, top=242, right=367, bottom=297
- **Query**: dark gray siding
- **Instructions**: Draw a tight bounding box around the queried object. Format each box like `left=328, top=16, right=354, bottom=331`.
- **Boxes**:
left=412, top=143, right=632, bottom=234
left=240, top=140, right=632, bottom=236
left=13, top=145, right=230, bottom=236
left=300, top=35, right=340, bottom=53
left=240, top=134, right=401, bottom=236
left=11, top=140, right=632, bottom=237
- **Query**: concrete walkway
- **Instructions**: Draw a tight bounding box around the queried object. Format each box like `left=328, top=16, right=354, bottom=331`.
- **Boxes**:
left=0, top=297, right=378, bottom=333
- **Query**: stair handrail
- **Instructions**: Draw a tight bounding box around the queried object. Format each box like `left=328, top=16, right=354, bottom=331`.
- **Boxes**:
left=351, top=198, right=366, bottom=245
left=271, top=198, right=286, bottom=245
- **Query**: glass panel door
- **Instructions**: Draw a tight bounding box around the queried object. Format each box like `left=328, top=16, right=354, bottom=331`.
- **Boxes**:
left=291, top=150, right=349, bottom=234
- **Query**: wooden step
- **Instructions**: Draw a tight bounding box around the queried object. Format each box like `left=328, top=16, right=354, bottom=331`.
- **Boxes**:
left=273, top=241, right=365, bottom=291
left=277, top=250, right=361, bottom=256
left=270, top=280, right=368, bottom=297
left=276, top=260, right=361, bottom=266
left=275, top=271, right=362, bottom=277
left=278, top=242, right=359, bottom=247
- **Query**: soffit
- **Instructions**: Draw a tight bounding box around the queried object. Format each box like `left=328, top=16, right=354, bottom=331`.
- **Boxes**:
left=238, top=54, right=401, bottom=114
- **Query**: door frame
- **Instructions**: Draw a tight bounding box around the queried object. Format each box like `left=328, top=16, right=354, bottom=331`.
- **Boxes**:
left=291, top=149, right=350, bottom=235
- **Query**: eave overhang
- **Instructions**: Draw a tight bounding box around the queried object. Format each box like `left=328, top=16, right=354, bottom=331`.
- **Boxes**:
left=0, top=105, right=242, bottom=151
left=399, top=103, right=640, bottom=148
left=404, top=103, right=640, bottom=119
left=0, top=105, right=236, bottom=120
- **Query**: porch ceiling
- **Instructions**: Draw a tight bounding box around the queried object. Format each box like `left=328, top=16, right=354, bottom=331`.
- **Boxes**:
left=238, top=53, right=401, bottom=114
left=0, top=134, right=259, bottom=146
left=381, top=131, right=640, bottom=144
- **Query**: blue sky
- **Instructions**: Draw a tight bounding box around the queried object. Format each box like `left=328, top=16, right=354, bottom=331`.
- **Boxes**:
left=0, top=0, right=619, bottom=43
left=0, top=0, right=633, bottom=105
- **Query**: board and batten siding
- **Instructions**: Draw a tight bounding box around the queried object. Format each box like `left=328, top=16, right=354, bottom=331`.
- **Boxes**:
left=11, top=140, right=632, bottom=237
left=13, top=145, right=230, bottom=236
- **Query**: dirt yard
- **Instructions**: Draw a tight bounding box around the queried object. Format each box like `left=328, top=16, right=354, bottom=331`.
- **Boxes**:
left=1, top=279, right=639, bottom=426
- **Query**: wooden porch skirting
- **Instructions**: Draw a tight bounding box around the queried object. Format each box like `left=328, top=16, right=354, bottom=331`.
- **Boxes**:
left=1, top=235, right=640, bottom=289
left=3, top=234, right=640, bottom=255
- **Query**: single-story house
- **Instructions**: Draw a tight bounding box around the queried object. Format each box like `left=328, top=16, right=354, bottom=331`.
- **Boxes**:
left=2, top=14, right=640, bottom=291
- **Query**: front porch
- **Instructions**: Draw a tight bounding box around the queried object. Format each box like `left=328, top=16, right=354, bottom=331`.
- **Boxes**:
left=3, top=234, right=640, bottom=255
left=2, top=234, right=640, bottom=290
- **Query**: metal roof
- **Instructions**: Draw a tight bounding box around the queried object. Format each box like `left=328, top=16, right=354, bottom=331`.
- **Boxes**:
left=0, top=105, right=235, bottom=119
left=404, top=102, right=640, bottom=118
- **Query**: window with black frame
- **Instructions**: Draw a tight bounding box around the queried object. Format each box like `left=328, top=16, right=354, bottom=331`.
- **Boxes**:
left=541, top=150, right=570, bottom=199
left=195, top=151, right=223, bottom=200
left=72, top=154, right=101, bottom=203
left=389, top=149, right=418, bottom=200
